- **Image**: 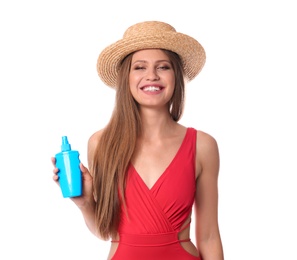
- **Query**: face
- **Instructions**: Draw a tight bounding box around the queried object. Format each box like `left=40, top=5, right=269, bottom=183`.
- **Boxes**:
left=129, top=49, right=175, bottom=109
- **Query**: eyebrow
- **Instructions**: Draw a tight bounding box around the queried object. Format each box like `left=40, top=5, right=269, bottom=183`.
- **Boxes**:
left=131, top=59, right=170, bottom=65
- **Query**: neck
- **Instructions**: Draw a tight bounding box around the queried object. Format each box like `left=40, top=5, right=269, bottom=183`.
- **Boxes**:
left=139, top=107, right=178, bottom=140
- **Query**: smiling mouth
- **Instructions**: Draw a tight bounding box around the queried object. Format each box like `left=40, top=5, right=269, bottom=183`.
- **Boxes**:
left=141, top=86, right=163, bottom=92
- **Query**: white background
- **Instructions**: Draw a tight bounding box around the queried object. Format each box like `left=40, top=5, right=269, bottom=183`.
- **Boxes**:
left=1, top=0, right=296, bottom=259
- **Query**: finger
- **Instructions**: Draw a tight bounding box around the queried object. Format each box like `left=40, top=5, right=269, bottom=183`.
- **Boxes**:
left=53, top=167, right=59, bottom=174
left=51, top=157, right=56, bottom=166
left=79, top=163, right=93, bottom=182
left=52, top=174, right=59, bottom=182
left=80, top=163, right=88, bottom=173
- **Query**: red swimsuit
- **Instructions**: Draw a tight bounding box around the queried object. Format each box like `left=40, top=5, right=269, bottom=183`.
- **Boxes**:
left=111, top=128, right=201, bottom=260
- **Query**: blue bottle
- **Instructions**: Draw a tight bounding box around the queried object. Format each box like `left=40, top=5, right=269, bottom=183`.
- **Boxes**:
left=55, top=136, right=82, bottom=198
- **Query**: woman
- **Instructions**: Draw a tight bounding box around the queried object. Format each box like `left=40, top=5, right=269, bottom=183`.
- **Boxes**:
left=52, top=21, right=224, bottom=260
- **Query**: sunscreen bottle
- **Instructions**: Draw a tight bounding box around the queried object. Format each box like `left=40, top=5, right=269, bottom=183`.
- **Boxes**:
left=55, top=136, right=82, bottom=198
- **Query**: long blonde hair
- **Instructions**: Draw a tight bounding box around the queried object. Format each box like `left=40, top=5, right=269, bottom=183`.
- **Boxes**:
left=92, top=49, right=185, bottom=239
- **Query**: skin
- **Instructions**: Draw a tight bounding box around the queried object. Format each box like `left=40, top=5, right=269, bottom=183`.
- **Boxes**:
left=52, top=49, right=224, bottom=260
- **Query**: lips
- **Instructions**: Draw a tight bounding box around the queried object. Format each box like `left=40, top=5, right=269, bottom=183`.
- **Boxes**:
left=141, top=86, right=164, bottom=92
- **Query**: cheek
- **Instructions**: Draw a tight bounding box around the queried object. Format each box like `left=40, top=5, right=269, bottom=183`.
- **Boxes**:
left=129, top=80, right=138, bottom=98
left=129, top=73, right=143, bottom=96
left=129, top=72, right=141, bottom=85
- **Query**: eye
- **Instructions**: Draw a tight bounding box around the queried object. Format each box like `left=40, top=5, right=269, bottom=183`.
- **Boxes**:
left=157, top=64, right=171, bottom=70
left=134, top=66, right=146, bottom=70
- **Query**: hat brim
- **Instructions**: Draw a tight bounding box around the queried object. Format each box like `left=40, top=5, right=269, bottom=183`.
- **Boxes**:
left=97, top=32, right=206, bottom=88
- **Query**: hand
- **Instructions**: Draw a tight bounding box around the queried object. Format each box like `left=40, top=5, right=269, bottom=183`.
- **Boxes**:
left=51, top=156, right=60, bottom=184
left=51, top=157, right=95, bottom=209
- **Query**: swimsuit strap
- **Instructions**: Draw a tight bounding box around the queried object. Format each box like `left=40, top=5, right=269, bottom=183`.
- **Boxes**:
left=179, top=238, right=191, bottom=242
left=177, top=219, right=192, bottom=243
left=179, top=219, right=192, bottom=232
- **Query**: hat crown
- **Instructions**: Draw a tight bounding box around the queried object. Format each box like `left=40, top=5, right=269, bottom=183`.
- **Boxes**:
left=97, top=21, right=206, bottom=88
left=123, top=21, right=176, bottom=39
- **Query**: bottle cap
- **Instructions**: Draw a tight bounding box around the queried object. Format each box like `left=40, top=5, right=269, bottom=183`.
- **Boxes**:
left=61, top=136, right=71, bottom=152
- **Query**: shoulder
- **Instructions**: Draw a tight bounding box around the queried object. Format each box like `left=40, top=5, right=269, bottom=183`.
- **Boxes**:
left=195, top=130, right=220, bottom=177
left=196, top=130, right=219, bottom=154
left=88, top=128, right=104, bottom=146
left=87, top=129, right=105, bottom=165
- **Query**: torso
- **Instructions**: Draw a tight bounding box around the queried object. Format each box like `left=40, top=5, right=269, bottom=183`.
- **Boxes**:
left=131, top=124, right=188, bottom=189
left=107, top=124, right=200, bottom=259
left=107, top=225, right=198, bottom=260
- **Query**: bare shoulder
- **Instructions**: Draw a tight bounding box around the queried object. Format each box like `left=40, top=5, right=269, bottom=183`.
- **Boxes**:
left=87, top=129, right=105, bottom=167
left=88, top=129, right=104, bottom=146
left=195, top=130, right=220, bottom=178
left=196, top=130, right=219, bottom=155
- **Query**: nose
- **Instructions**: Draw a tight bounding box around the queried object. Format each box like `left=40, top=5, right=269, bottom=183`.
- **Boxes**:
left=146, top=68, right=160, bottom=81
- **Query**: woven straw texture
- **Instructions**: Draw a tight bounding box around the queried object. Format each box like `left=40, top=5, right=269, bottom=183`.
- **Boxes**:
left=97, top=21, right=206, bottom=88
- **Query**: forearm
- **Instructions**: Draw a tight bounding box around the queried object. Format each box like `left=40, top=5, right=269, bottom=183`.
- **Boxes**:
left=78, top=200, right=100, bottom=239
left=198, top=236, right=224, bottom=260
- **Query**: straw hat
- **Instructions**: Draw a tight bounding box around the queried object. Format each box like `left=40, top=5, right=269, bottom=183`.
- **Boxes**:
left=97, top=21, right=206, bottom=88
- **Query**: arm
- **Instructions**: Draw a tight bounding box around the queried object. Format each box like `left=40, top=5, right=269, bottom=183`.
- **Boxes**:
left=72, top=130, right=105, bottom=238
left=194, top=131, right=224, bottom=260
left=75, top=162, right=97, bottom=238
left=51, top=130, right=104, bottom=240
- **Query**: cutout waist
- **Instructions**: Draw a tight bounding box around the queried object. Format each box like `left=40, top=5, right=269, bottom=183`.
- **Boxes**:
left=111, top=231, right=191, bottom=247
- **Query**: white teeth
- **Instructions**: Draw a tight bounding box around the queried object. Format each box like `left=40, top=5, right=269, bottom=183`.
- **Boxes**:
left=143, top=86, right=161, bottom=92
